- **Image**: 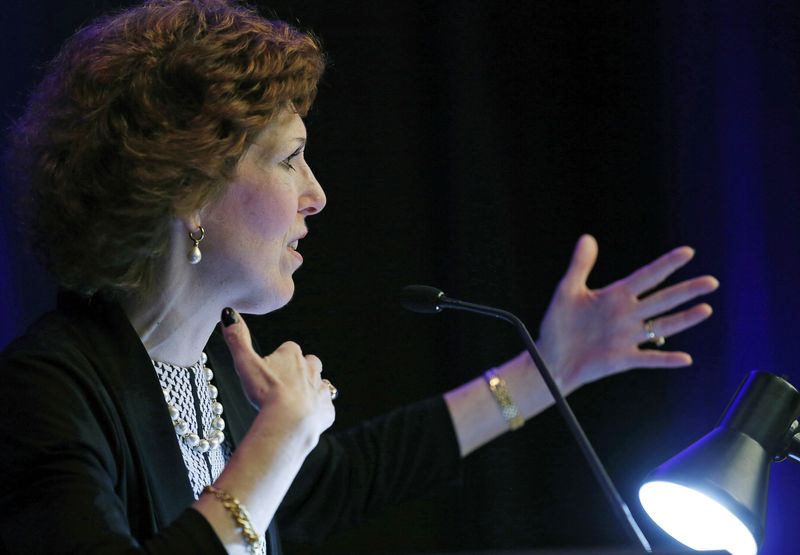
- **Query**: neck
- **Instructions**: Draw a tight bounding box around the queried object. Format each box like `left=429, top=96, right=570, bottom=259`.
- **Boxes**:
left=120, top=238, right=224, bottom=367
left=122, top=291, right=220, bottom=367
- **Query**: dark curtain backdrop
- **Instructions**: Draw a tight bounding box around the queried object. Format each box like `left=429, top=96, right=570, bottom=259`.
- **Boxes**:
left=2, top=1, right=799, bottom=554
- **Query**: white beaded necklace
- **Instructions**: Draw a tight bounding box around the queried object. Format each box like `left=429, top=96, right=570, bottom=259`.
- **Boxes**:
left=156, top=352, right=226, bottom=454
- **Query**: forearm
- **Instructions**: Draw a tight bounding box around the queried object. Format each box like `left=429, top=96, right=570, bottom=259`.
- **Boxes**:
left=193, top=422, right=317, bottom=554
left=444, top=350, right=570, bottom=457
left=277, top=397, right=462, bottom=544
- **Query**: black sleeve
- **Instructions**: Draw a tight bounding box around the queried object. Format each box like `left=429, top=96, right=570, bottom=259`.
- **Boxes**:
left=0, top=352, right=226, bottom=554
left=276, top=396, right=462, bottom=544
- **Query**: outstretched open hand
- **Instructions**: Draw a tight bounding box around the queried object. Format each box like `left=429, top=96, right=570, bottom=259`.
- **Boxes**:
left=536, top=235, right=718, bottom=394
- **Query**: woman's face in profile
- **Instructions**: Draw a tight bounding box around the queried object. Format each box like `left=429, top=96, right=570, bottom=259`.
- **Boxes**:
left=200, top=110, right=326, bottom=314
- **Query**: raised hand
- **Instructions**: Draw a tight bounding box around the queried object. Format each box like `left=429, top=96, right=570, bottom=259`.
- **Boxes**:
left=536, top=235, right=719, bottom=394
left=220, top=307, right=335, bottom=440
left=193, top=308, right=336, bottom=545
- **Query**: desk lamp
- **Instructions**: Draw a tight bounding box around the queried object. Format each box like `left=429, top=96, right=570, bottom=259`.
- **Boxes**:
left=639, top=371, right=800, bottom=555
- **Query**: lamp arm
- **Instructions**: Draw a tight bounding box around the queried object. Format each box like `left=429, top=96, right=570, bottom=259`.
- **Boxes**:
left=776, top=420, right=800, bottom=464
left=785, top=433, right=800, bottom=464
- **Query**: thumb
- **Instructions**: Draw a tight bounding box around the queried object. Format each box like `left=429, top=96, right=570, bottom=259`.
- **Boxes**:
left=561, top=234, right=599, bottom=292
left=219, top=307, right=259, bottom=369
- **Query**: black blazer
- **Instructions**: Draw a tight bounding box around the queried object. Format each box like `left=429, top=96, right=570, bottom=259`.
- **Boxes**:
left=0, top=293, right=460, bottom=553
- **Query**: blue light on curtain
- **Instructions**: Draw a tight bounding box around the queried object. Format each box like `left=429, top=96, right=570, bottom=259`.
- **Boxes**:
left=664, top=1, right=800, bottom=552
left=714, top=4, right=775, bottom=395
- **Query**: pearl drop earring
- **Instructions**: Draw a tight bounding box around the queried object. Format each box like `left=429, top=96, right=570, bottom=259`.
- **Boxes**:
left=188, top=226, right=205, bottom=264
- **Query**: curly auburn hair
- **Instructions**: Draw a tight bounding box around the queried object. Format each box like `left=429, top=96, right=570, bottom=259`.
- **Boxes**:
left=10, top=0, right=325, bottom=298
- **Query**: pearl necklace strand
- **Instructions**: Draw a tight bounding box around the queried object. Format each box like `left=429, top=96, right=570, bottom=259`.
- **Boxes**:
left=159, top=352, right=226, bottom=454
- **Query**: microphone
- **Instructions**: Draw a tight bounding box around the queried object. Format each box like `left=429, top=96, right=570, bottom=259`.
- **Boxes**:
left=397, top=285, right=447, bottom=314
left=400, top=285, right=652, bottom=553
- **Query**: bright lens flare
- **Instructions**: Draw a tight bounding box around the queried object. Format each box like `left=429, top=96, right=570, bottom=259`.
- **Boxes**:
left=639, top=481, right=757, bottom=555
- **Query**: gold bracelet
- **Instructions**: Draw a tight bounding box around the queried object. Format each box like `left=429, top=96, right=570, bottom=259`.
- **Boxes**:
left=203, top=485, right=261, bottom=554
left=484, top=369, right=525, bottom=431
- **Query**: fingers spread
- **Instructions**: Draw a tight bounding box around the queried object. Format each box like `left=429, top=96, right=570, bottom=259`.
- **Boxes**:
left=626, top=350, right=693, bottom=369
left=637, top=275, right=719, bottom=318
left=624, top=246, right=695, bottom=296
left=561, top=234, right=599, bottom=291
left=640, top=303, right=713, bottom=344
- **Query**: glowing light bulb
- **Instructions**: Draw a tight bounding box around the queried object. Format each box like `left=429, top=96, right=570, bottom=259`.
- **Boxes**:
left=639, top=481, right=757, bottom=555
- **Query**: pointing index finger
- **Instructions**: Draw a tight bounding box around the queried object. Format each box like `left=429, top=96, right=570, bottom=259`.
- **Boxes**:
left=219, top=307, right=260, bottom=369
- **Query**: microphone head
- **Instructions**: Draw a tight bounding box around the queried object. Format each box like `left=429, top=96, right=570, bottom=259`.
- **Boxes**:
left=398, top=285, right=446, bottom=314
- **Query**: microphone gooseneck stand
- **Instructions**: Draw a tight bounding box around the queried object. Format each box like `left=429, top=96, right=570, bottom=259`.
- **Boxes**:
left=399, top=285, right=652, bottom=553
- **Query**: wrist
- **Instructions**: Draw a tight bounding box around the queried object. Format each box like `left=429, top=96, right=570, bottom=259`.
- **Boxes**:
left=533, top=337, right=579, bottom=395
left=483, top=368, right=525, bottom=430
left=251, top=397, right=325, bottom=450
left=201, top=486, right=261, bottom=554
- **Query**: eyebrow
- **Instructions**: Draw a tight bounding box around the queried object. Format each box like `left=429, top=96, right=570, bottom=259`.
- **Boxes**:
left=248, top=136, right=306, bottom=156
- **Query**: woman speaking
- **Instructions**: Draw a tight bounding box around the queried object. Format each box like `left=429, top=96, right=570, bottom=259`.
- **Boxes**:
left=0, top=1, right=718, bottom=553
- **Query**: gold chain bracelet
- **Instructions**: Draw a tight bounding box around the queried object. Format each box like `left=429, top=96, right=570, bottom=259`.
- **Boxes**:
left=203, top=485, right=261, bottom=554
left=484, top=368, right=525, bottom=431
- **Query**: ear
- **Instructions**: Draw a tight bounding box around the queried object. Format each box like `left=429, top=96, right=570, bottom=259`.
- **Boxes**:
left=177, top=211, right=202, bottom=234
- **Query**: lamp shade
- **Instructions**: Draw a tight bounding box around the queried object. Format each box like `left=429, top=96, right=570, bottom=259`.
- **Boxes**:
left=639, top=371, right=800, bottom=555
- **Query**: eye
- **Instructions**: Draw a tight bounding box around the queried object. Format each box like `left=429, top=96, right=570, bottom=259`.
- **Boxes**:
left=281, top=146, right=304, bottom=172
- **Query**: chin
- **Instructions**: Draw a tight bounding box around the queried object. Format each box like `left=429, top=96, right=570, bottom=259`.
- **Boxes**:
left=236, top=280, right=295, bottom=315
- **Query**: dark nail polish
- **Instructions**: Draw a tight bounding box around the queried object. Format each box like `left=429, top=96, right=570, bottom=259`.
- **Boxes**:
left=221, top=307, right=237, bottom=327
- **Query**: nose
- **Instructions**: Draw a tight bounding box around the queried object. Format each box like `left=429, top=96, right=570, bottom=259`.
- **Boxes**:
left=299, top=165, right=326, bottom=216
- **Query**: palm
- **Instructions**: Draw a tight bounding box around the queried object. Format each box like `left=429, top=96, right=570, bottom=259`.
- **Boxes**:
left=536, top=235, right=718, bottom=394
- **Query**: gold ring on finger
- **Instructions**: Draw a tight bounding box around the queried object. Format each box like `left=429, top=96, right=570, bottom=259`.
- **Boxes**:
left=644, top=319, right=666, bottom=347
left=322, top=378, right=338, bottom=401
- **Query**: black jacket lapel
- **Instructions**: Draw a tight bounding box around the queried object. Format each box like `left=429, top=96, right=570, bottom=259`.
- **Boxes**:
left=63, top=293, right=195, bottom=529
